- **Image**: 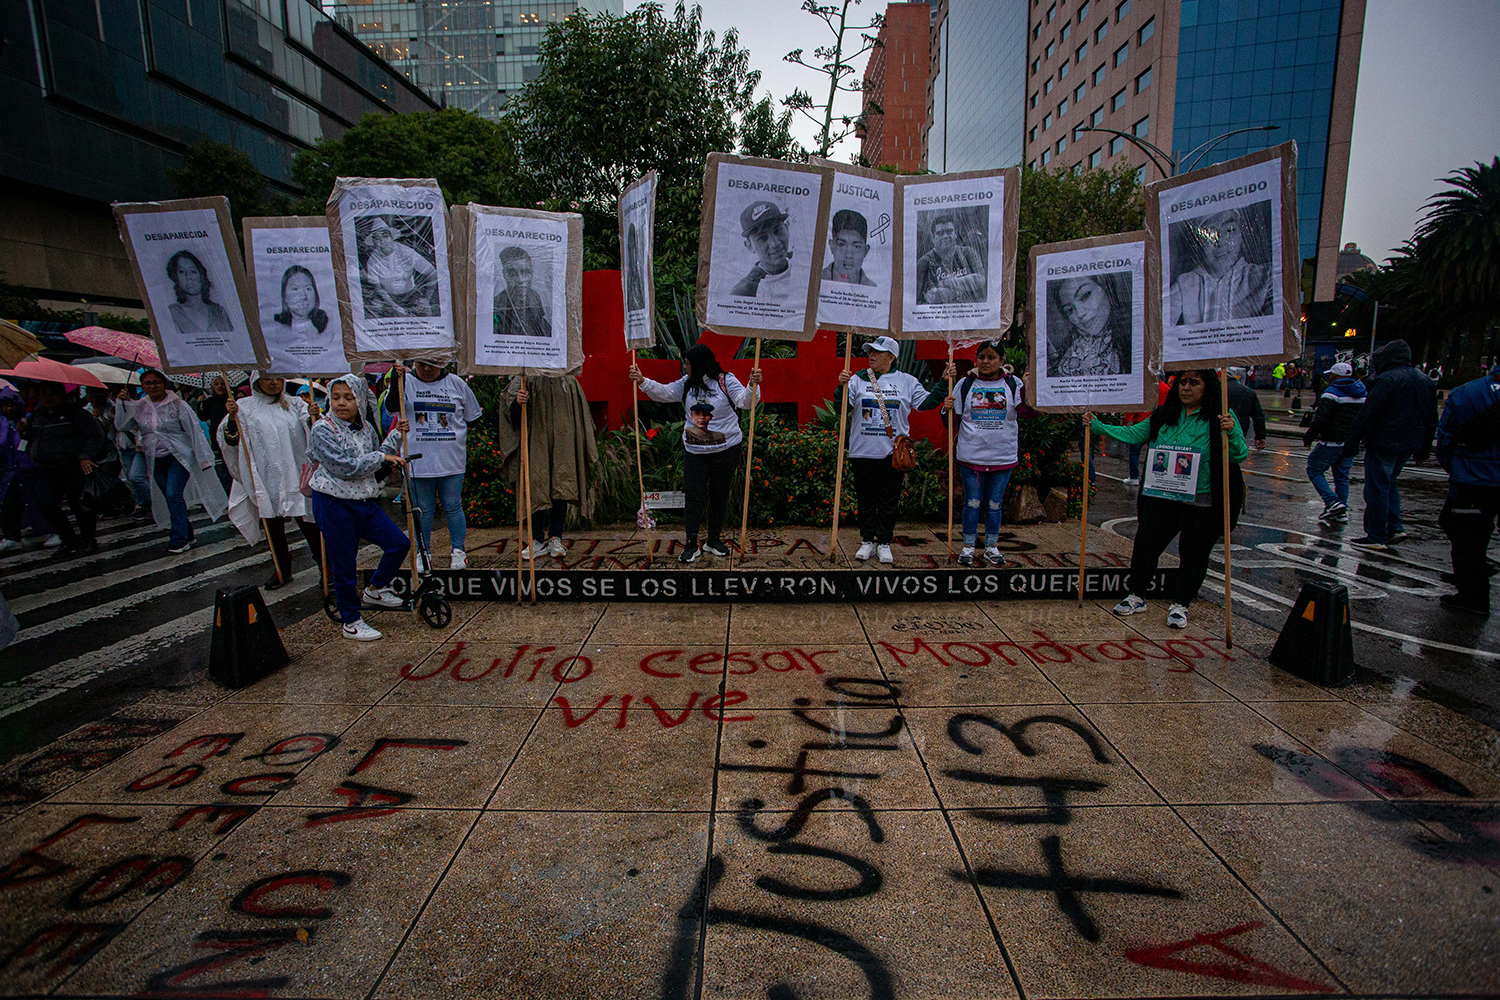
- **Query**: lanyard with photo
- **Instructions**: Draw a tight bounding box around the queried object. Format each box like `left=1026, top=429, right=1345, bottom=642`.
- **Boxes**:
left=1141, top=443, right=1202, bottom=502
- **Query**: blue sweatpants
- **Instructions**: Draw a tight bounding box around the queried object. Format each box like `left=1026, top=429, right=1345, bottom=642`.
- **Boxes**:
left=312, top=490, right=410, bottom=624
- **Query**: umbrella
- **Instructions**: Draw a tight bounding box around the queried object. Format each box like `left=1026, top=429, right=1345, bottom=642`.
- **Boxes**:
left=63, top=327, right=161, bottom=369
left=169, top=370, right=251, bottom=390
left=0, top=321, right=46, bottom=369
left=73, top=363, right=140, bottom=386
left=0, top=356, right=107, bottom=389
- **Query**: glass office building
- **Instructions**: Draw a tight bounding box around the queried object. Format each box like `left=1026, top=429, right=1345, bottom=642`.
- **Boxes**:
left=924, top=0, right=1030, bottom=172
left=329, top=0, right=624, bottom=119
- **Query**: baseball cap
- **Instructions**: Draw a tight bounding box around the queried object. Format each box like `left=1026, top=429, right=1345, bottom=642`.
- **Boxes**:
left=740, top=200, right=789, bottom=236
left=864, top=336, right=900, bottom=356
left=1330, top=362, right=1353, bottom=377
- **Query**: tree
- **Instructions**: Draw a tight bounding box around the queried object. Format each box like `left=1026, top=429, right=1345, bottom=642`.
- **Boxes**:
left=289, top=108, right=521, bottom=217
left=782, top=1, right=883, bottom=159
left=506, top=2, right=801, bottom=288
left=169, top=141, right=292, bottom=233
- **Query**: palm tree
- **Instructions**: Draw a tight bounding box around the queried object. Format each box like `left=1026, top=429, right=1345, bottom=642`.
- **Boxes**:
left=1412, top=157, right=1500, bottom=372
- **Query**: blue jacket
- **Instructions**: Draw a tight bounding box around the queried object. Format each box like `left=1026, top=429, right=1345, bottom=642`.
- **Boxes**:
left=1303, top=377, right=1366, bottom=445
left=1436, top=373, right=1500, bottom=489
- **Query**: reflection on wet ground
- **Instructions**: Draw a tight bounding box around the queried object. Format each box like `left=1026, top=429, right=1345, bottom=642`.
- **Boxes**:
left=2, top=587, right=1497, bottom=998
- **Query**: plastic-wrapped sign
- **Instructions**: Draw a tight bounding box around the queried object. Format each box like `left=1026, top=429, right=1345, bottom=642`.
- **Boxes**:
left=813, top=159, right=896, bottom=333
left=696, top=153, right=833, bottom=342
left=113, top=196, right=265, bottom=373
left=241, top=216, right=354, bottom=377
left=1027, top=231, right=1155, bottom=413
left=1146, top=142, right=1301, bottom=369
left=619, top=172, right=657, bottom=350
left=326, top=177, right=454, bottom=361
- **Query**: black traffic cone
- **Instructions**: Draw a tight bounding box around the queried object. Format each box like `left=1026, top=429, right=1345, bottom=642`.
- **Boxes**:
left=208, top=587, right=289, bottom=688
left=1268, top=581, right=1355, bottom=685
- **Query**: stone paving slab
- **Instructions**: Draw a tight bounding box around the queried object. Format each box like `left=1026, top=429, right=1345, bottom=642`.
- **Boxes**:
left=4, top=527, right=1499, bottom=998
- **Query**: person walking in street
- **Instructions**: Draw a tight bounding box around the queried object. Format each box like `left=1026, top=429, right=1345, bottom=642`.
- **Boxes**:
left=0, top=386, right=39, bottom=552
left=1302, top=361, right=1366, bottom=525
left=96, top=385, right=152, bottom=517
left=917, top=342, right=1020, bottom=566
left=219, top=373, right=322, bottom=590
left=24, top=383, right=109, bottom=558
left=389, top=358, right=483, bottom=569
left=1273, top=362, right=1286, bottom=390
left=308, top=374, right=410, bottom=641
left=1342, top=340, right=1438, bottom=550
left=1225, top=368, right=1267, bottom=452
left=116, top=369, right=227, bottom=554
left=630, top=343, right=761, bottom=563
left=499, top=371, right=597, bottom=561
left=198, top=375, right=234, bottom=494
left=1435, top=362, right=1500, bottom=617
left=838, top=336, right=939, bottom=565
left=1090, top=369, right=1247, bottom=629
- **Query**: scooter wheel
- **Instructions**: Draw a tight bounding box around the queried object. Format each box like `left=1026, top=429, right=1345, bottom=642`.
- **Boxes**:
left=420, top=591, right=452, bottom=629
left=322, top=592, right=341, bottom=623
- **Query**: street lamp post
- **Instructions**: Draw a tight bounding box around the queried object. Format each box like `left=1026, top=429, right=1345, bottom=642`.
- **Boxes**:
left=1073, top=124, right=1280, bottom=178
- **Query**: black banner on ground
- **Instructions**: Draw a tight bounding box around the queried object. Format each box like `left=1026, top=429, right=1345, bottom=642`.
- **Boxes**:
left=373, top=568, right=1175, bottom=603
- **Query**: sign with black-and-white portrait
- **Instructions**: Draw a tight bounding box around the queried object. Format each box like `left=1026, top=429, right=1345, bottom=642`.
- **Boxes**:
left=113, top=197, right=265, bottom=374
left=455, top=204, right=583, bottom=376
left=241, top=216, right=352, bottom=377
left=696, top=153, right=833, bottom=342
left=1027, top=232, right=1154, bottom=413
left=813, top=159, right=894, bottom=332
left=326, top=178, right=454, bottom=361
left=619, top=172, right=656, bottom=350
left=893, top=168, right=1019, bottom=339
left=1146, top=142, right=1301, bottom=368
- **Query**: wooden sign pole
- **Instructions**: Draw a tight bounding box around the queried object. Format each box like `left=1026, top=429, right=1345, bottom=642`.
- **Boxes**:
left=632, top=349, right=652, bottom=568
left=828, top=331, right=853, bottom=563
left=392, top=366, right=420, bottom=617
left=736, top=338, right=762, bottom=566
left=946, top=341, right=956, bottom=563
left=1220, top=370, right=1235, bottom=649
left=520, top=371, right=536, bottom=604
left=1078, top=414, right=1090, bottom=606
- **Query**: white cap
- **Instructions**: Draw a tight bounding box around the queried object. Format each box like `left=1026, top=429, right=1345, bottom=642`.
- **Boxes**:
left=864, top=335, right=900, bottom=356
left=1330, top=362, right=1353, bottom=376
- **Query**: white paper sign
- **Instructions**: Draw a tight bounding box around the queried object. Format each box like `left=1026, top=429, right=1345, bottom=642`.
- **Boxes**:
left=247, top=223, right=352, bottom=377
left=899, top=174, right=1007, bottom=334
left=644, top=490, right=686, bottom=509
left=620, top=174, right=656, bottom=349
left=473, top=213, right=571, bottom=369
left=121, top=208, right=259, bottom=370
left=817, top=171, right=895, bottom=330
left=1142, top=444, right=1202, bottom=501
left=1034, top=240, right=1147, bottom=409
left=1159, top=157, right=1284, bottom=364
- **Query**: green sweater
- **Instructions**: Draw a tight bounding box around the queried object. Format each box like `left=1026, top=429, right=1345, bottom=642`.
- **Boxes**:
left=1092, top=410, right=1248, bottom=496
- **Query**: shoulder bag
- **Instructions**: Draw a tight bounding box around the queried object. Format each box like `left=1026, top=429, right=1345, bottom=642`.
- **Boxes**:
left=868, top=375, right=917, bottom=472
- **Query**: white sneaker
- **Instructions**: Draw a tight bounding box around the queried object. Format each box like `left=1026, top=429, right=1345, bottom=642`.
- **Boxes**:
left=363, top=585, right=403, bottom=608
left=43, top=534, right=61, bottom=549
left=1113, top=594, right=1147, bottom=616
left=1167, top=603, right=1189, bottom=628
left=518, top=542, right=538, bottom=560
left=877, top=544, right=894, bottom=564
left=958, top=546, right=975, bottom=566
left=984, top=546, right=1008, bottom=567
left=0, top=539, right=18, bottom=552
left=1124, top=477, right=1140, bottom=486
left=451, top=548, right=467, bottom=570
left=855, top=541, right=875, bottom=561
left=342, top=619, right=383, bottom=641
left=547, top=537, right=566, bottom=558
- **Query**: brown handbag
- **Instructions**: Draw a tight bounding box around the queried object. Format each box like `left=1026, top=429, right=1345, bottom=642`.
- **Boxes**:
left=868, top=375, right=918, bottom=472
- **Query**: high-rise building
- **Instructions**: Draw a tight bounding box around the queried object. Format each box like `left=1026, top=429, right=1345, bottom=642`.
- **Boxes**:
left=1022, top=0, right=1365, bottom=298
left=861, top=2, right=933, bottom=172
left=328, top=0, right=623, bottom=119
left=923, top=0, right=1031, bottom=173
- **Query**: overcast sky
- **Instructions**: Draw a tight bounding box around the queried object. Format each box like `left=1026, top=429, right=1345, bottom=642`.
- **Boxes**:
left=626, top=0, right=1500, bottom=265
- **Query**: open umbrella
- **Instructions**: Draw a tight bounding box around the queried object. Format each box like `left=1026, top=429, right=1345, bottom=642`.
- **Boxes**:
left=72, top=362, right=140, bottom=386
left=170, top=370, right=250, bottom=391
left=0, top=320, right=46, bottom=370
left=0, top=356, right=107, bottom=389
left=63, top=327, right=161, bottom=369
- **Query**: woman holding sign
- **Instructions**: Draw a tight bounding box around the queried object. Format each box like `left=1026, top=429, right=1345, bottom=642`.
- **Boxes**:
left=629, top=344, right=761, bottom=564
left=1090, top=369, right=1246, bottom=628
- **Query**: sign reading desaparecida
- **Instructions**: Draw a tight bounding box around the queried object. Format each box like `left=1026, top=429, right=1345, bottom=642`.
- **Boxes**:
left=241, top=216, right=354, bottom=378
left=455, top=204, right=583, bottom=376
left=1027, top=232, right=1154, bottom=414
left=893, top=167, right=1020, bottom=340
left=113, top=197, right=265, bottom=374
left=696, top=153, right=833, bottom=342
left=812, top=158, right=895, bottom=332
left=326, top=177, right=454, bottom=361
left=1146, top=142, right=1301, bottom=369
left=619, top=172, right=657, bottom=351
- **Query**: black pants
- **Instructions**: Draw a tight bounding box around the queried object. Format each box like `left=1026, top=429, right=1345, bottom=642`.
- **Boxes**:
left=532, top=499, right=569, bottom=542
left=683, top=444, right=740, bottom=544
left=35, top=465, right=96, bottom=546
left=1439, top=483, right=1499, bottom=607
left=265, top=516, right=321, bottom=581
left=1, top=470, right=38, bottom=541
left=852, top=456, right=906, bottom=545
left=1129, top=495, right=1222, bottom=606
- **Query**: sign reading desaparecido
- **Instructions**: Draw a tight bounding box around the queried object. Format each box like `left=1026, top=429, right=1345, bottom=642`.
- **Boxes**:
left=473, top=212, right=571, bottom=369
left=242, top=216, right=353, bottom=378
left=1147, top=143, right=1301, bottom=369
left=814, top=160, right=895, bottom=332
left=1028, top=232, right=1153, bottom=413
left=327, top=178, right=454, bottom=360
left=114, top=197, right=264, bottom=373
left=619, top=172, right=657, bottom=351
left=697, top=153, right=833, bottom=342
